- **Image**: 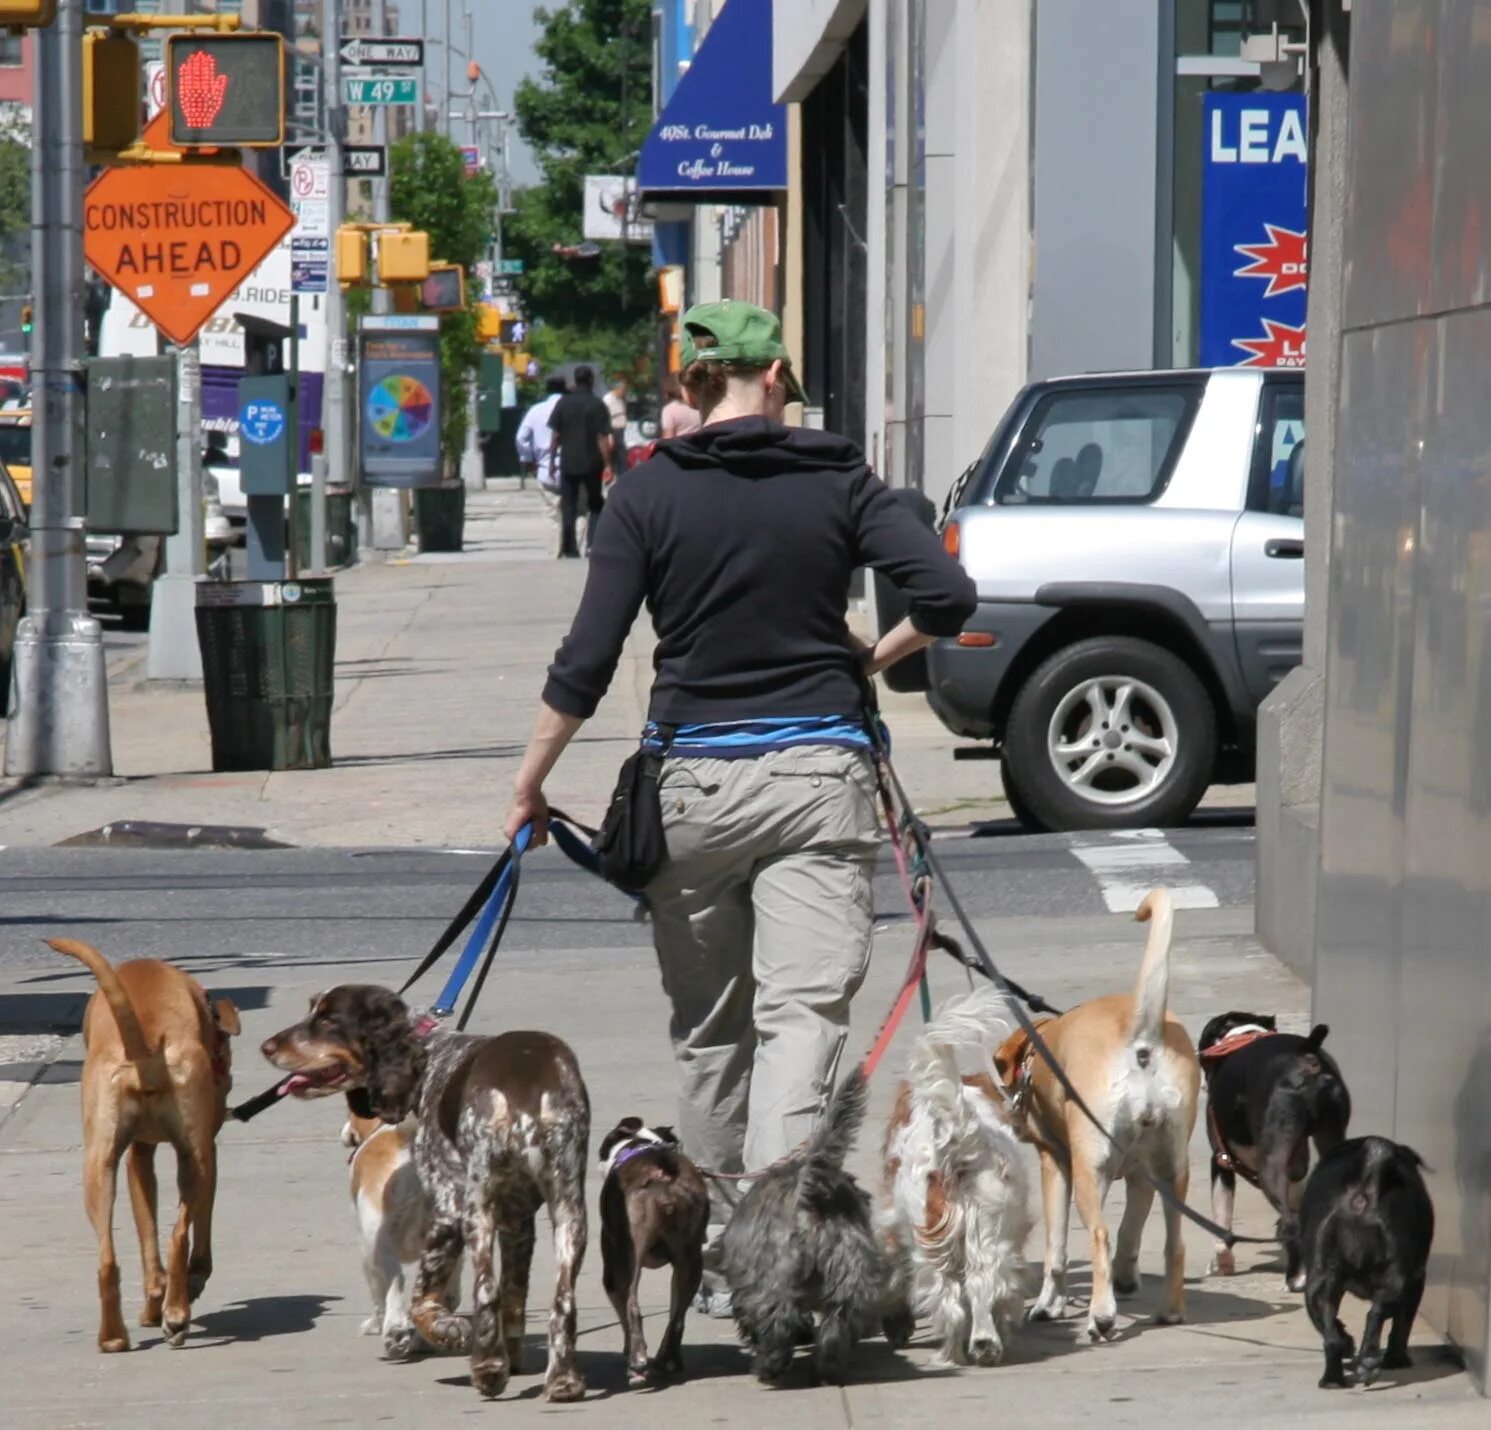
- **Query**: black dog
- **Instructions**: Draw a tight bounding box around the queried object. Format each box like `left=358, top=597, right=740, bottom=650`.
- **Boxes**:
left=1200, top=1011, right=1351, bottom=1286
left=1297, top=1136, right=1434, bottom=1388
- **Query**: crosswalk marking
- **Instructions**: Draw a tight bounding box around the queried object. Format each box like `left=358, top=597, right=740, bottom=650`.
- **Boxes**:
left=1067, top=828, right=1221, bottom=913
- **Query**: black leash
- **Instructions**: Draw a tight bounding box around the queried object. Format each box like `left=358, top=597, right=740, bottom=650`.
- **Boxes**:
left=233, top=807, right=604, bottom=1121
left=864, top=708, right=1272, bottom=1250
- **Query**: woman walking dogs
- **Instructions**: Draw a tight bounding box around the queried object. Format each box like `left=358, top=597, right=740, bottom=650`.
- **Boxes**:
left=505, top=299, right=975, bottom=1301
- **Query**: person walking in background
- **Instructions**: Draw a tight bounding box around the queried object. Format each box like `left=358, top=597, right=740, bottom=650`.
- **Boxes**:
left=505, top=299, right=975, bottom=1312
left=517, top=373, right=568, bottom=557
left=604, top=374, right=630, bottom=473
left=660, top=373, right=701, bottom=439
left=548, top=365, right=612, bottom=558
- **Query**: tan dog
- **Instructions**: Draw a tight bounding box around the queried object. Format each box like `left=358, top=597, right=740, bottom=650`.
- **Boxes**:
left=50, top=937, right=240, bottom=1352
left=993, top=889, right=1199, bottom=1341
left=340, top=1103, right=460, bottom=1358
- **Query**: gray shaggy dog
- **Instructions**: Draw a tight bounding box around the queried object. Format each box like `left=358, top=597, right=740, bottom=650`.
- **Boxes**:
left=720, top=1069, right=883, bottom=1385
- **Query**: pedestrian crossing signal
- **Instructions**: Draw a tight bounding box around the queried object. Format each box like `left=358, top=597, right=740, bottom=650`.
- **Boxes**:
left=166, top=32, right=285, bottom=148
left=20, top=303, right=31, bottom=335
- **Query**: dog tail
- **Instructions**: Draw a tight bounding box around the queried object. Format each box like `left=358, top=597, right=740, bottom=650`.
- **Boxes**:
left=1128, top=888, right=1175, bottom=1054
left=47, top=937, right=165, bottom=1088
left=1352, top=1137, right=1428, bottom=1214
left=1305, top=1023, right=1330, bottom=1053
left=797, top=1067, right=868, bottom=1210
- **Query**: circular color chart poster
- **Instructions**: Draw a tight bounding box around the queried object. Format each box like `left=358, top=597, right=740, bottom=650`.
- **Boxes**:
left=366, top=373, right=435, bottom=443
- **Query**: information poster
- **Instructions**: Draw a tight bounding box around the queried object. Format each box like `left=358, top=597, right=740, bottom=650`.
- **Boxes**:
left=358, top=318, right=441, bottom=487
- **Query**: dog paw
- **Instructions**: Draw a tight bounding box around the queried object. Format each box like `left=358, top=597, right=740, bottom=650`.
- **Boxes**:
left=423, top=1313, right=473, bottom=1355
left=1286, top=1270, right=1307, bottom=1293
left=187, top=1263, right=212, bottom=1301
left=1027, top=1297, right=1066, bottom=1323
left=1353, top=1356, right=1384, bottom=1389
left=544, top=1366, right=586, bottom=1403
left=882, top=1307, right=915, bottom=1348
left=1087, top=1314, right=1118, bottom=1343
left=471, top=1360, right=511, bottom=1400
left=1112, top=1272, right=1141, bottom=1299
left=382, top=1325, right=417, bottom=1360
left=164, top=1318, right=190, bottom=1348
left=99, top=1334, right=131, bottom=1354
left=360, top=1314, right=384, bottom=1337
left=969, top=1336, right=1005, bottom=1367
left=504, top=1337, right=526, bottom=1374
left=1318, top=1370, right=1347, bottom=1390
left=1382, top=1348, right=1413, bottom=1371
left=1153, top=1307, right=1185, bottom=1326
left=139, top=1301, right=164, bottom=1328
left=1209, top=1249, right=1237, bottom=1276
left=646, top=1353, right=683, bottom=1381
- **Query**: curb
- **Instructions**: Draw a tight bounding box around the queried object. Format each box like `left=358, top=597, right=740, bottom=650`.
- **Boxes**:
left=55, top=820, right=295, bottom=850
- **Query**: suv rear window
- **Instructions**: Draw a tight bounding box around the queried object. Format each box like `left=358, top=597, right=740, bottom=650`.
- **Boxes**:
left=993, top=385, right=1198, bottom=506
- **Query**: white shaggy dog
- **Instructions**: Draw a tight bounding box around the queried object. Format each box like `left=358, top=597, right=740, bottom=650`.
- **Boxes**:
left=879, top=986, right=1032, bottom=1366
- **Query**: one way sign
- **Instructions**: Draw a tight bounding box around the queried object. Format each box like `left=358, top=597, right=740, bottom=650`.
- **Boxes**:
left=343, top=146, right=386, bottom=177
left=339, top=36, right=423, bottom=67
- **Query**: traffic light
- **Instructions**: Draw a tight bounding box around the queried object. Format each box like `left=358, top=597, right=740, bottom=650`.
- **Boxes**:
left=418, top=264, right=466, bottom=313
left=499, top=318, right=528, bottom=346
left=20, top=303, right=31, bottom=335
left=84, top=33, right=140, bottom=153
left=377, top=230, right=430, bottom=284
left=166, top=32, right=285, bottom=148
left=335, top=226, right=368, bottom=287
left=0, top=1, right=56, bottom=28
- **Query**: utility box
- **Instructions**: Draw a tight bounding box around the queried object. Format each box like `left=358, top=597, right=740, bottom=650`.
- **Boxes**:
left=377, top=230, right=430, bottom=284
left=84, top=355, right=178, bottom=535
left=238, top=373, right=294, bottom=496
left=478, top=351, right=505, bottom=435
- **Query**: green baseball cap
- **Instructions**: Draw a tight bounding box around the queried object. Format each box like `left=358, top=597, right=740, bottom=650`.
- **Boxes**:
left=680, top=299, right=807, bottom=404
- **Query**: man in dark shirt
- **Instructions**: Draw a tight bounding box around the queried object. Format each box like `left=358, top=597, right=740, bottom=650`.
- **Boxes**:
left=547, top=365, right=613, bottom=558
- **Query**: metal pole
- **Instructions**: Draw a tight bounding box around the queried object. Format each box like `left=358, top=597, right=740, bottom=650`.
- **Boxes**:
left=6, top=0, right=112, bottom=775
left=286, top=294, right=301, bottom=580
left=324, top=0, right=350, bottom=562
left=444, top=0, right=452, bottom=136
left=146, top=338, right=205, bottom=679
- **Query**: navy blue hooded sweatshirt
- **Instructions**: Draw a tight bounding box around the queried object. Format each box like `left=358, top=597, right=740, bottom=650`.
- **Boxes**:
left=542, top=416, right=977, bottom=725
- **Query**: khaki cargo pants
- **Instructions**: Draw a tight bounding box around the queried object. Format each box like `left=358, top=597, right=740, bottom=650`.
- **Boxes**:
left=646, top=745, right=880, bottom=1214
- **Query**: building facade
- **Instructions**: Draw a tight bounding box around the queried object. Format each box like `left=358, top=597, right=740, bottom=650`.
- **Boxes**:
left=773, top=0, right=1308, bottom=504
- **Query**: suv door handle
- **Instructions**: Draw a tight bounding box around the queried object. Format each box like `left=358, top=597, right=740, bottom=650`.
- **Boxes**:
left=1265, top=538, right=1304, bottom=559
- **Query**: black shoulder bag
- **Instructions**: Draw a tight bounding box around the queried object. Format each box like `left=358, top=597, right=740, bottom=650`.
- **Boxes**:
left=593, top=725, right=675, bottom=894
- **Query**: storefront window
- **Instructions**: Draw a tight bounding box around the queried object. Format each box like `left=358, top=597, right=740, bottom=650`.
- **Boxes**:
left=1170, top=0, right=1306, bottom=368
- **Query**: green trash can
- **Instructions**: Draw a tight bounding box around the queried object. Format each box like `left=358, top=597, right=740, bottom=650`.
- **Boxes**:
left=196, top=578, right=337, bottom=772
left=295, top=487, right=355, bottom=570
left=415, top=480, right=465, bottom=553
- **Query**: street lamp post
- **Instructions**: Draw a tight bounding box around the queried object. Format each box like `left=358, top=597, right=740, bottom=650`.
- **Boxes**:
left=5, top=0, right=112, bottom=778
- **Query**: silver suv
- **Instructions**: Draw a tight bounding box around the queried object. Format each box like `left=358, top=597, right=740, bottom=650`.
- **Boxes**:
left=881, top=367, right=1304, bottom=830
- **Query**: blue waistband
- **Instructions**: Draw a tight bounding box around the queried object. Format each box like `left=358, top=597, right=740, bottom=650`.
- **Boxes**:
left=642, top=715, right=880, bottom=760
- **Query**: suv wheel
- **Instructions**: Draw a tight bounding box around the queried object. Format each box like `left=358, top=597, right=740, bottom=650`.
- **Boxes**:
left=1001, top=637, right=1217, bottom=831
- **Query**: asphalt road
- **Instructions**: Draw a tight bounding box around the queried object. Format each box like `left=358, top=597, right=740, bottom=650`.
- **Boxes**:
left=0, top=826, right=1258, bottom=1030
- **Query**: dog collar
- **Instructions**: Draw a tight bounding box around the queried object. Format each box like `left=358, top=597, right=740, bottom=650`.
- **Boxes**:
left=1201, top=1026, right=1276, bottom=1063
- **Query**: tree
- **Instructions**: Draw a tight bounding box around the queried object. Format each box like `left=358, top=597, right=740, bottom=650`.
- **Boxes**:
left=507, top=0, right=655, bottom=379
left=388, top=132, right=497, bottom=476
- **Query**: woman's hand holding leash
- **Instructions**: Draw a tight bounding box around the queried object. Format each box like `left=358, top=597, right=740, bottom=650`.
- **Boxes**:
left=506, top=702, right=585, bottom=845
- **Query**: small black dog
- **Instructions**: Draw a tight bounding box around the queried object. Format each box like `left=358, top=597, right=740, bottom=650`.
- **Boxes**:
left=1297, top=1136, right=1434, bottom=1388
left=720, top=1069, right=883, bottom=1386
left=1200, top=1011, right=1351, bottom=1286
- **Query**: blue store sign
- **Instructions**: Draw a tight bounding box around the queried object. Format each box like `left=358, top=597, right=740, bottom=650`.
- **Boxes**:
left=637, top=0, right=786, bottom=196
left=240, top=397, right=287, bottom=446
left=1200, top=92, right=1308, bottom=368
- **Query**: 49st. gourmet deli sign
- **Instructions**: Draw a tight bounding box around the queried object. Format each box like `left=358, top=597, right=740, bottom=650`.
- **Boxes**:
left=84, top=113, right=295, bottom=347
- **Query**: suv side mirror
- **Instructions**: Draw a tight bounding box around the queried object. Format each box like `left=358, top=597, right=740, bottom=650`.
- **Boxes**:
left=0, top=513, right=23, bottom=544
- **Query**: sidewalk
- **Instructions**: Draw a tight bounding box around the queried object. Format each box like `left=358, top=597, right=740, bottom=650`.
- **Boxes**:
left=0, top=484, right=1020, bottom=848
left=1, top=903, right=1479, bottom=1427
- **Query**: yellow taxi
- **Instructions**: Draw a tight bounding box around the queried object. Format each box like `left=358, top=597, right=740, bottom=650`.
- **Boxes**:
left=0, top=406, right=31, bottom=508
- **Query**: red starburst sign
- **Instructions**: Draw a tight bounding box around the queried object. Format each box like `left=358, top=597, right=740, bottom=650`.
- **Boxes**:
left=1234, top=224, right=1308, bottom=298
left=1234, top=319, right=1306, bottom=368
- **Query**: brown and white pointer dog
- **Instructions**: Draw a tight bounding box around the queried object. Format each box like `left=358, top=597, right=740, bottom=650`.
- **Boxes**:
left=50, top=937, right=240, bottom=1352
left=262, top=986, right=591, bottom=1402
left=597, top=1119, right=709, bottom=1385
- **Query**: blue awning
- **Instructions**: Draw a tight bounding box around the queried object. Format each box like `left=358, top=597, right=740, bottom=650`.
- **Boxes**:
left=637, top=0, right=786, bottom=200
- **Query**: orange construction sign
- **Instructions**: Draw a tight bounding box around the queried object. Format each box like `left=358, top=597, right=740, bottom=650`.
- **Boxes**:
left=83, top=113, right=295, bottom=348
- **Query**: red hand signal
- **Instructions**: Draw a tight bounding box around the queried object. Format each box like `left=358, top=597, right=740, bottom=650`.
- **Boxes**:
left=177, top=50, right=230, bottom=129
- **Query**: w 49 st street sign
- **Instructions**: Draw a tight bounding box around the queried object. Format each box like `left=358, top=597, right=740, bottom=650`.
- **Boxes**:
left=339, top=37, right=423, bottom=67
left=345, top=75, right=420, bottom=107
